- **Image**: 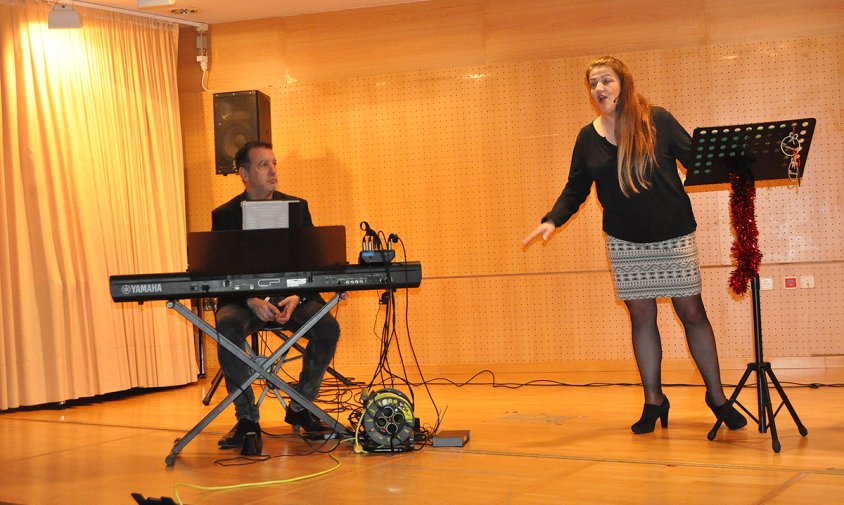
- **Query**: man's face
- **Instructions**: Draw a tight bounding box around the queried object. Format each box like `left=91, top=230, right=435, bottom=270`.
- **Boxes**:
left=240, top=147, right=278, bottom=199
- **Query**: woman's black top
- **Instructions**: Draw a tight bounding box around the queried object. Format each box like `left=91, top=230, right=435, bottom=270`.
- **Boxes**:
left=543, top=106, right=696, bottom=243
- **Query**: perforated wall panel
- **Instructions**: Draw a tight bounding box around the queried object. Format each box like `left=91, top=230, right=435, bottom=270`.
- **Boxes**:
left=182, top=34, right=844, bottom=368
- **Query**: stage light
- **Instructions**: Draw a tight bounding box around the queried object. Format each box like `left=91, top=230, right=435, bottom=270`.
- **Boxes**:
left=47, top=4, right=82, bottom=29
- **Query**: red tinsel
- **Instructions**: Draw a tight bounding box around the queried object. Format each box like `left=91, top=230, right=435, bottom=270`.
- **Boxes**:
left=728, top=171, right=762, bottom=295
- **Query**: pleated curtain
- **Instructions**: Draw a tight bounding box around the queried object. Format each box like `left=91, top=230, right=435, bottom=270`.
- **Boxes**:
left=0, top=0, right=196, bottom=410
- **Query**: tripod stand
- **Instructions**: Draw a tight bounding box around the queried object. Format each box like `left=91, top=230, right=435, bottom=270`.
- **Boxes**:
left=707, top=275, right=807, bottom=452
left=685, top=117, right=815, bottom=452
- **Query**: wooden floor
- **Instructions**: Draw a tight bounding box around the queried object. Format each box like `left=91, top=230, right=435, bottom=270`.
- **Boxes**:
left=1, top=366, right=843, bottom=504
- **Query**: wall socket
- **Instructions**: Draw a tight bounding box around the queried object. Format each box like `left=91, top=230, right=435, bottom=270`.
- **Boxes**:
left=800, top=275, right=815, bottom=289
left=760, top=277, right=774, bottom=291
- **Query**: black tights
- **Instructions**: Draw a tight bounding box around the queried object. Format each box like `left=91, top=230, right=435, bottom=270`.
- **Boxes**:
left=624, top=294, right=727, bottom=406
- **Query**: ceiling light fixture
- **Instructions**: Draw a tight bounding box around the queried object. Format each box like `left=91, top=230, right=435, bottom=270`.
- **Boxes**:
left=47, top=4, right=82, bottom=29
left=137, top=0, right=176, bottom=7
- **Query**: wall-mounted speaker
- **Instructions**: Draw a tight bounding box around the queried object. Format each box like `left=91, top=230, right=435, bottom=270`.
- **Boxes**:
left=213, top=90, right=271, bottom=175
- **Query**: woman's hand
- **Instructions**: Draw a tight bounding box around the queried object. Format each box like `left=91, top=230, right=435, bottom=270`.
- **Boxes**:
left=522, top=221, right=556, bottom=246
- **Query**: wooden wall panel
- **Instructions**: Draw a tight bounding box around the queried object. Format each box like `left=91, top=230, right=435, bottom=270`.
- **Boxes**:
left=484, top=0, right=708, bottom=63
left=207, top=18, right=287, bottom=91
left=178, top=0, right=844, bottom=371
left=262, top=60, right=608, bottom=278
left=283, top=0, right=486, bottom=83
left=704, top=0, right=844, bottom=44
left=187, top=0, right=840, bottom=86
left=330, top=262, right=844, bottom=367
left=608, top=38, right=844, bottom=268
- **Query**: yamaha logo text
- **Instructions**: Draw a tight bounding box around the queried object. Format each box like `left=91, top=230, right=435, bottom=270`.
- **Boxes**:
left=121, top=283, right=164, bottom=295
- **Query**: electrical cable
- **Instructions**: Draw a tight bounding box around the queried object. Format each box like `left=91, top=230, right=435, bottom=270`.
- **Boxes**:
left=174, top=453, right=342, bottom=504
left=395, top=368, right=844, bottom=390
left=351, top=234, right=442, bottom=448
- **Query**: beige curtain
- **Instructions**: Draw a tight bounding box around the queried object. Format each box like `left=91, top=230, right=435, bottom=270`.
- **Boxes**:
left=0, top=0, right=196, bottom=410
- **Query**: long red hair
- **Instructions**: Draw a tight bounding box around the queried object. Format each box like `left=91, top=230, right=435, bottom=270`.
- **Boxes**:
left=586, top=56, right=656, bottom=197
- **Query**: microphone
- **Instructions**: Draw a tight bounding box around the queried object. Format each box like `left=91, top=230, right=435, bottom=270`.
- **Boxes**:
left=359, top=221, right=381, bottom=250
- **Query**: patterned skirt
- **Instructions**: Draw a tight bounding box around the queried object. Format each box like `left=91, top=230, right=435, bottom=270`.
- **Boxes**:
left=606, top=232, right=702, bottom=300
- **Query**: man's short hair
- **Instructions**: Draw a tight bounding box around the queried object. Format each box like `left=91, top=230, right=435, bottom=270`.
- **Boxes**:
left=234, top=141, right=273, bottom=170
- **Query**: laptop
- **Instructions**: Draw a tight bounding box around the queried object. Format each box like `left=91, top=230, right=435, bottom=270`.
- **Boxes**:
left=187, top=225, right=348, bottom=276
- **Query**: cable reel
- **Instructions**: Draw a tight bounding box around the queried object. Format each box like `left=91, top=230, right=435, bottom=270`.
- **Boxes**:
left=360, top=388, right=415, bottom=452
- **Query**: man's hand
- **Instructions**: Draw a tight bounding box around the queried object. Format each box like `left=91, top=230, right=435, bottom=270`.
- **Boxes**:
left=246, top=295, right=300, bottom=324
left=522, top=221, right=556, bottom=246
left=274, top=295, right=300, bottom=324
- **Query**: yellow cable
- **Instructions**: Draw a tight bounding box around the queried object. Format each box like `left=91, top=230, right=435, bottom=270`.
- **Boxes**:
left=173, top=452, right=341, bottom=504
left=353, top=412, right=369, bottom=454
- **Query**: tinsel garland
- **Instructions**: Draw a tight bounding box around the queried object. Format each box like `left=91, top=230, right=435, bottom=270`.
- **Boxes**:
left=728, top=171, right=762, bottom=295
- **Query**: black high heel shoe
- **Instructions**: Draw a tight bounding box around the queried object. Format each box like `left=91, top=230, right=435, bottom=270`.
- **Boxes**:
left=631, top=395, right=670, bottom=434
left=705, top=393, right=747, bottom=430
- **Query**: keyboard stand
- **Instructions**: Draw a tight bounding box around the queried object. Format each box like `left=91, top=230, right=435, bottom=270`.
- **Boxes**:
left=163, top=292, right=352, bottom=466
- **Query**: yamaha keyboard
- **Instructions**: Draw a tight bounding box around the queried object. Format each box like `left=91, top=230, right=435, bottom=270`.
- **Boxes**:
left=110, top=261, right=422, bottom=302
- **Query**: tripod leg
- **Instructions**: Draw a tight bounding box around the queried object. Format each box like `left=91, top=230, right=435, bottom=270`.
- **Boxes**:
left=708, top=363, right=753, bottom=441
left=765, top=365, right=809, bottom=437
left=755, top=362, right=769, bottom=433
left=201, top=368, right=225, bottom=406
left=166, top=383, right=248, bottom=466
left=256, top=352, right=290, bottom=412
left=757, top=365, right=781, bottom=452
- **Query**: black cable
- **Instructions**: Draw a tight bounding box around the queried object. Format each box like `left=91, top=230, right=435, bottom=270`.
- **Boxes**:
left=356, top=237, right=442, bottom=447
left=395, top=237, right=442, bottom=441
left=398, top=369, right=844, bottom=390
left=213, top=434, right=344, bottom=466
left=349, top=230, right=443, bottom=449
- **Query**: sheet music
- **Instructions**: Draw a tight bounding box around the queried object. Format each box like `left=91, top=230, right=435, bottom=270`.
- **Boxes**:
left=241, top=200, right=298, bottom=230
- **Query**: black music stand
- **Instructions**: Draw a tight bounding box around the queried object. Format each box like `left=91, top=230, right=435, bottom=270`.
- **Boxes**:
left=685, top=118, right=814, bottom=452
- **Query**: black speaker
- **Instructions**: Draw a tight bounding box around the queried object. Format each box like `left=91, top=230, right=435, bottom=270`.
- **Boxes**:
left=213, top=90, right=271, bottom=175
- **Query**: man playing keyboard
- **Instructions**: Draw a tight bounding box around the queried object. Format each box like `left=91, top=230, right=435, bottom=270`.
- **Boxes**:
left=211, top=141, right=340, bottom=450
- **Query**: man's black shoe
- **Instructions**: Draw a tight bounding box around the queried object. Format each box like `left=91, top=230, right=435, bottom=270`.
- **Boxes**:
left=284, top=406, right=332, bottom=433
left=218, top=419, right=261, bottom=449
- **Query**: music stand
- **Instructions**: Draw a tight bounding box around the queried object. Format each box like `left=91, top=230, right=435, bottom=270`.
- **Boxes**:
left=685, top=118, right=814, bottom=452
